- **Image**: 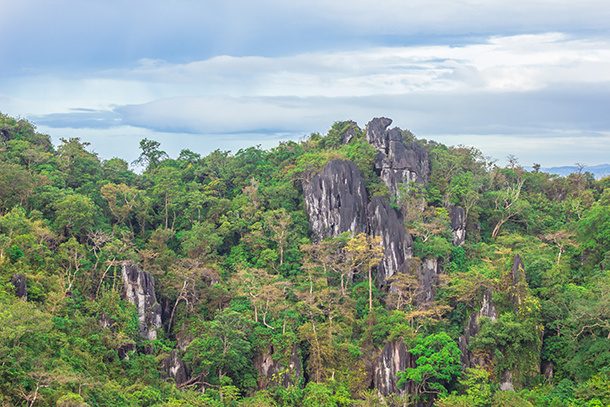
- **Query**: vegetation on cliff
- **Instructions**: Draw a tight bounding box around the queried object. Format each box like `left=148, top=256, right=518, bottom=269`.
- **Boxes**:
left=1, top=112, right=610, bottom=406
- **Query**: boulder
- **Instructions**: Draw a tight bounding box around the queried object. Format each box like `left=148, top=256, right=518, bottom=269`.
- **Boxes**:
left=303, top=159, right=368, bottom=240
left=11, top=273, right=27, bottom=299
left=99, top=311, right=114, bottom=331
left=121, top=263, right=163, bottom=341
left=340, top=121, right=359, bottom=145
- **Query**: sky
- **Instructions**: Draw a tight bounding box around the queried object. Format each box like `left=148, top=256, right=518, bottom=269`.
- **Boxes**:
left=1, top=0, right=609, bottom=168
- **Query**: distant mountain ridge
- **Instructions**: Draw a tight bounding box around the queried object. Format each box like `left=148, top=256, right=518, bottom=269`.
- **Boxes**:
left=525, top=164, right=610, bottom=178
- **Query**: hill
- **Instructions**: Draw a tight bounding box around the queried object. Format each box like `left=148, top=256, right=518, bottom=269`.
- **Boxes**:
left=1, top=112, right=610, bottom=407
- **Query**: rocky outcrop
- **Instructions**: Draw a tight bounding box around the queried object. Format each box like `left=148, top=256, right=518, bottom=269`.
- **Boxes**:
left=121, top=263, right=163, bottom=341
left=0, top=129, right=9, bottom=148
left=368, top=197, right=413, bottom=282
left=449, top=205, right=466, bottom=246
left=161, top=350, right=191, bottom=387
left=117, top=342, right=136, bottom=360
left=417, top=258, right=441, bottom=306
left=458, top=290, right=498, bottom=370
left=366, top=118, right=429, bottom=196
left=11, top=273, right=27, bottom=299
left=499, top=370, right=515, bottom=391
left=541, top=360, right=554, bottom=381
left=176, top=328, right=195, bottom=352
left=511, top=254, right=526, bottom=306
left=254, top=344, right=302, bottom=389
left=373, top=339, right=415, bottom=397
left=340, top=121, right=359, bottom=145
left=99, top=311, right=114, bottom=331
left=303, top=160, right=369, bottom=240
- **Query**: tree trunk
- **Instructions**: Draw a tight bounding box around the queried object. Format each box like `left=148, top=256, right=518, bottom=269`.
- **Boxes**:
left=369, top=266, right=373, bottom=312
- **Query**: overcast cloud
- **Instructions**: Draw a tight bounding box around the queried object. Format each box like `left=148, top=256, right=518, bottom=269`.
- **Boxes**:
left=1, top=0, right=609, bottom=167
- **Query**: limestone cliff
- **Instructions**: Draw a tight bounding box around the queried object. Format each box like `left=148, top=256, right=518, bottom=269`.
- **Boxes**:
left=458, top=290, right=498, bottom=370
left=373, top=339, right=416, bottom=397
left=366, top=117, right=429, bottom=196
left=449, top=205, right=466, bottom=246
left=161, top=350, right=191, bottom=387
left=254, top=344, right=302, bottom=390
left=367, top=197, right=413, bottom=282
left=121, top=263, right=163, bottom=341
left=11, top=273, right=27, bottom=299
left=303, top=159, right=368, bottom=240
left=417, top=257, right=442, bottom=306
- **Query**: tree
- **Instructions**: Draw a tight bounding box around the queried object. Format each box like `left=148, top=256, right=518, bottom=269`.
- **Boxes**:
left=398, top=332, right=462, bottom=400
left=152, top=167, right=182, bottom=229
left=301, top=236, right=352, bottom=297
left=100, top=183, right=140, bottom=225
left=184, top=309, right=252, bottom=387
left=56, top=137, right=102, bottom=190
left=490, top=176, right=528, bottom=239
left=231, top=267, right=284, bottom=329
left=263, top=208, right=293, bottom=266
left=345, top=233, right=384, bottom=312
left=542, top=230, right=577, bottom=265
left=167, top=258, right=218, bottom=333
left=54, top=194, right=95, bottom=239
left=57, top=237, right=87, bottom=296
left=132, top=138, right=168, bottom=170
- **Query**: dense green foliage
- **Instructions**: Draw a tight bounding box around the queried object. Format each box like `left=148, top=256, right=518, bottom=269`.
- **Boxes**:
left=1, top=113, right=610, bottom=406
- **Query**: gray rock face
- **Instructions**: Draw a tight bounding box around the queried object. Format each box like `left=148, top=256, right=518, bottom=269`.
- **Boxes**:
left=340, top=121, right=359, bottom=145
left=373, top=339, right=415, bottom=397
left=117, top=342, right=136, bottom=360
left=366, top=117, right=429, bottom=196
left=254, top=344, right=302, bottom=390
left=303, top=159, right=369, bottom=240
left=161, top=349, right=191, bottom=387
left=121, top=263, right=163, bottom=341
left=541, top=360, right=554, bottom=381
left=449, top=205, right=466, bottom=246
left=417, top=258, right=441, bottom=306
left=0, top=129, right=9, bottom=148
left=368, top=197, right=413, bottom=282
left=511, top=254, right=526, bottom=306
left=458, top=290, right=498, bottom=370
left=99, top=311, right=114, bottom=331
left=176, top=328, right=195, bottom=352
left=11, top=273, right=27, bottom=299
left=499, top=370, right=515, bottom=391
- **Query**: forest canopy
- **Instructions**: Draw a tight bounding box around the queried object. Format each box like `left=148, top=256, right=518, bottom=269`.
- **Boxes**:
left=1, top=112, right=610, bottom=407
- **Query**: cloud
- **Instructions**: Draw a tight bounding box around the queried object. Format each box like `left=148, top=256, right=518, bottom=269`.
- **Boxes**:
left=2, top=0, right=609, bottom=75
left=32, top=109, right=123, bottom=129
left=107, top=82, right=610, bottom=136
left=4, top=30, right=610, bottom=168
